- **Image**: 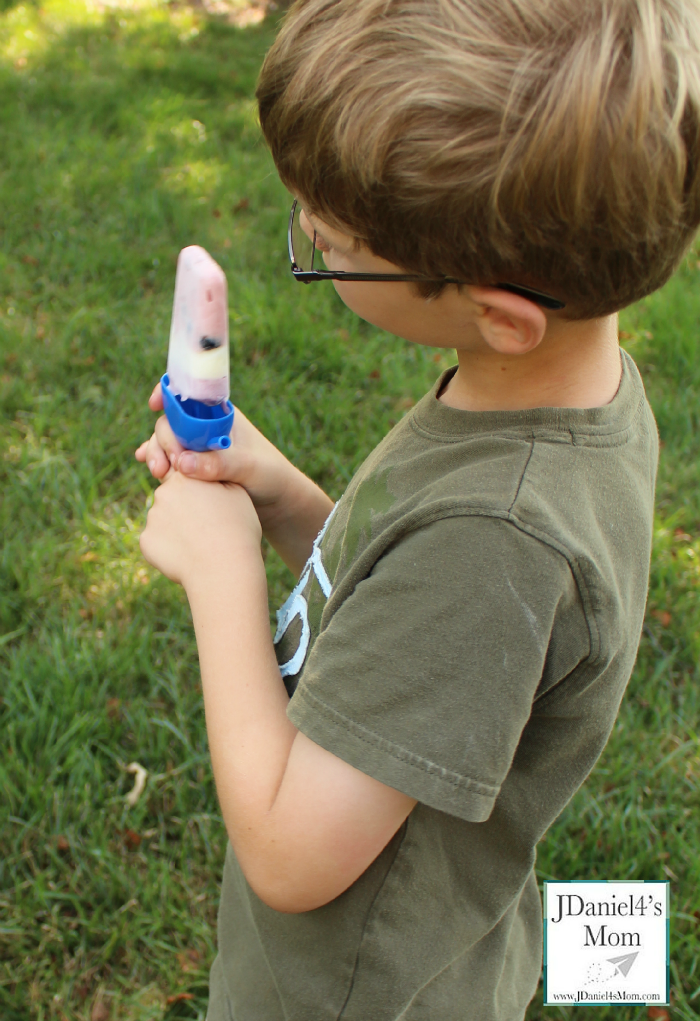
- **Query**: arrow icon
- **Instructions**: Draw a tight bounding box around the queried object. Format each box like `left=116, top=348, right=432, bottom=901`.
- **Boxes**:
left=606, top=952, right=639, bottom=978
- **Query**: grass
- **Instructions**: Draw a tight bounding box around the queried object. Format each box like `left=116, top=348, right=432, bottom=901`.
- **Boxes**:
left=0, top=1, right=698, bottom=1018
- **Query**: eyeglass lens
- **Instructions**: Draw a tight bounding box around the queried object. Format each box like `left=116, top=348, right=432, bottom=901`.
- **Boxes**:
left=291, top=203, right=317, bottom=272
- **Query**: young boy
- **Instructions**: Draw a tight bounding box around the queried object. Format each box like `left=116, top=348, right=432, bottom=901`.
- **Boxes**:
left=136, top=1, right=700, bottom=1017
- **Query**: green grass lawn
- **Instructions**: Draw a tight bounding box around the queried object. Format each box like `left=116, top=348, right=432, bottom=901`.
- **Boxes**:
left=0, top=1, right=698, bottom=1018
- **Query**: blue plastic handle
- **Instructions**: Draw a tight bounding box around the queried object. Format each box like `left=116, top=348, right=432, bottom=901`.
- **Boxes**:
left=160, top=374, right=234, bottom=452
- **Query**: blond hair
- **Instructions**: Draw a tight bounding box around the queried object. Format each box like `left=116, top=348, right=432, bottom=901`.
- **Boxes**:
left=257, top=0, right=700, bottom=317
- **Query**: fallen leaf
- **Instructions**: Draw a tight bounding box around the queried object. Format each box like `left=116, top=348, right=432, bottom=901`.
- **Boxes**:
left=74, top=976, right=93, bottom=1002
left=81, top=551, right=98, bottom=562
left=651, top=609, right=672, bottom=627
left=177, top=948, right=201, bottom=972
left=647, top=1009, right=670, bottom=1021
left=166, top=992, right=194, bottom=1004
left=232, top=197, right=250, bottom=214
left=123, top=829, right=142, bottom=850
left=91, top=1000, right=110, bottom=1021
left=212, top=209, right=221, bottom=218
left=21, top=254, right=39, bottom=266
left=674, top=528, right=691, bottom=541
left=125, top=762, right=148, bottom=806
left=368, top=369, right=381, bottom=379
left=56, top=835, right=70, bottom=853
left=106, top=698, right=121, bottom=720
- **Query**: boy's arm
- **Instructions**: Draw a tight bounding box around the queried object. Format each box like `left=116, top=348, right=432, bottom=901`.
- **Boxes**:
left=135, top=383, right=334, bottom=577
left=140, top=472, right=415, bottom=913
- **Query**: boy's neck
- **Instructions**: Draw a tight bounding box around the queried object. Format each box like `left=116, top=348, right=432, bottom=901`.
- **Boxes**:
left=439, top=314, right=622, bottom=413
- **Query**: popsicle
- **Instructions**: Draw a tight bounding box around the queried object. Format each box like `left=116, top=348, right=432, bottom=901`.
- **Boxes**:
left=160, top=246, right=235, bottom=452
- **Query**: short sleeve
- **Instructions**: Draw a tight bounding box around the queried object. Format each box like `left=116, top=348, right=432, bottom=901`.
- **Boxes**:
left=286, top=514, right=588, bottom=822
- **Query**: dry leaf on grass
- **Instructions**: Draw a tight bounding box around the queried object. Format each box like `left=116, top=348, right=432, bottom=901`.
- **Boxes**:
left=91, top=999, right=110, bottom=1021
left=177, top=948, right=202, bottom=972
left=123, top=829, right=142, bottom=850
left=106, top=698, right=121, bottom=720
left=125, top=761, right=148, bottom=806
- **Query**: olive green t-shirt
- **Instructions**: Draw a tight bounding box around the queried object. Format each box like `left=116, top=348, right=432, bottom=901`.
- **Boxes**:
left=208, top=350, right=657, bottom=1021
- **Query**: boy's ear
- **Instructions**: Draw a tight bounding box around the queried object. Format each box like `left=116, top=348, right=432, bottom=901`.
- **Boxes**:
left=467, top=286, right=548, bottom=355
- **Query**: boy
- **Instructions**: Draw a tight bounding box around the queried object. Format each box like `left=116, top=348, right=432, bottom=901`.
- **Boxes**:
left=136, top=1, right=700, bottom=1018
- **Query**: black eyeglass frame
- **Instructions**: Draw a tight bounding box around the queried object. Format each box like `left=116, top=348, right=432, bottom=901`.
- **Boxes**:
left=287, top=199, right=565, bottom=311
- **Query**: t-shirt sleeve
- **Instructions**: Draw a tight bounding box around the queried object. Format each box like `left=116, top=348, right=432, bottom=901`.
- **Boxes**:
left=286, top=514, right=588, bottom=822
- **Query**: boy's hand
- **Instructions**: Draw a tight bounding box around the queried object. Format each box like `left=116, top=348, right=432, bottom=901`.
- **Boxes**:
left=135, top=382, right=335, bottom=576
left=140, top=471, right=262, bottom=588
left=135, top=382, right=274, bottom=492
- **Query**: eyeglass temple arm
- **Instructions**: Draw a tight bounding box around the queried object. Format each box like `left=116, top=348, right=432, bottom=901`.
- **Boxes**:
left=288, top=200, right=564, bottom=309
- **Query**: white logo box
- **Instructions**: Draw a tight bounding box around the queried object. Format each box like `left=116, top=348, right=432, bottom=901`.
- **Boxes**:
left=543, top=881, right=669, bottom=1006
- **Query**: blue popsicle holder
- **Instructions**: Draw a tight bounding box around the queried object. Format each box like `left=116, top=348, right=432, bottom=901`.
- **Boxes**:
left=161, top=373, right=234, bottom=452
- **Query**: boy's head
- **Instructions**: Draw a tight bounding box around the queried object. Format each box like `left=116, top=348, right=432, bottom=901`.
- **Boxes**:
left=257, top=0, right=700, bottom=319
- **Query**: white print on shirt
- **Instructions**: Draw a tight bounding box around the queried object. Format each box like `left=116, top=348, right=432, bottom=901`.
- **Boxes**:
left=274, top=504, right=337, bottom=677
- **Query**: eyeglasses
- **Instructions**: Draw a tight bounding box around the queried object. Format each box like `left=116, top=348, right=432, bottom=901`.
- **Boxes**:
left=287, top=199, right=565, bottom=311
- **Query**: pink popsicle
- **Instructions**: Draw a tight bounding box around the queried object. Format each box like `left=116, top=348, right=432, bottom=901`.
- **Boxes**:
left=167, top=246, right=230, bottom=406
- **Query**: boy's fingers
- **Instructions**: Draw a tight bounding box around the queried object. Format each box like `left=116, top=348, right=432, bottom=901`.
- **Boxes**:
left=136, top=435, right=170, bottom=477
left=154, top=415, right=185, bottom=466
left=177, top=449, right=229, bottom=480
left=148, top=382, right=164, bottom=412
left=146, top=434, right=171, bottom=479
left=152, top=415, right=234, bottom=480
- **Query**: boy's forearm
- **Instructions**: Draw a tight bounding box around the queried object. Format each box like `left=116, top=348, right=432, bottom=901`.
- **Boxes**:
left=185, top=553, right=300, bottom=882
left=257, top=463, right=334, bottom=577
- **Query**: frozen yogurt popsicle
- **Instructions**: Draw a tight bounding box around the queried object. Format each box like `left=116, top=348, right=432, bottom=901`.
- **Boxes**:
left=166, top=245, right=229, bottom=406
